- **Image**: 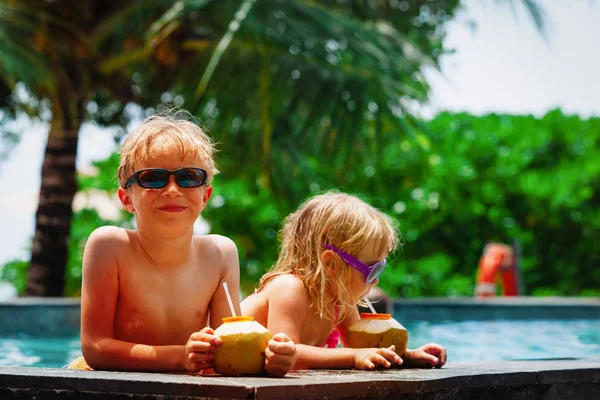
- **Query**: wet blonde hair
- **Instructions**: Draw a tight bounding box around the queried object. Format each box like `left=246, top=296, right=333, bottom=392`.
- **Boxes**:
left=117, top=113, right=218, bottom=187
left=259, top=191, right=400, bottom=322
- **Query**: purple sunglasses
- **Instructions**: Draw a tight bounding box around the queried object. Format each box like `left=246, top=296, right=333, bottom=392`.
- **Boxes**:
left=322, top=243, right=387, bottom=284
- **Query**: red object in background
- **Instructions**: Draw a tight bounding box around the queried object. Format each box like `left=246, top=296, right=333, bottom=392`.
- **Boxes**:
left=475, top=243, right=520, bottom=296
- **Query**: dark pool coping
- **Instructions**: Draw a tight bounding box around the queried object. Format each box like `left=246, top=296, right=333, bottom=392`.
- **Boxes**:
left=1, top=359, right=599, bottom=399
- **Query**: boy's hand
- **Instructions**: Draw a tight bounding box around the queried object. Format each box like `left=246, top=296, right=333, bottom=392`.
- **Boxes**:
left=183, top=327, right=222, bottom=373
left=353, top=345, right=403, bottom=370
left=264, top=333, right=298, bottom=377
left=402, top=343, right=447, bottom=368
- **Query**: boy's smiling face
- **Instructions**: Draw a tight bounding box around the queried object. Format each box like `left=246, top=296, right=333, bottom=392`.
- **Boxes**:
left=118, top=148, right=212, bottom=232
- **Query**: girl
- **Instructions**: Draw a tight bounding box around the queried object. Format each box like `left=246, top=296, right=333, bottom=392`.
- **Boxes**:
left=242, top=191, right=447, bottom=370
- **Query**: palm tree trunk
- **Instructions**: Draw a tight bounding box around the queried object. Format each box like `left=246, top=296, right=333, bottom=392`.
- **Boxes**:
left=25, top=95, right=82, bottom=297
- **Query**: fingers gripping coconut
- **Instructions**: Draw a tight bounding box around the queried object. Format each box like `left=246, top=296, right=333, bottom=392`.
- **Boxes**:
left=213, top=283, right=297, bottom=376
left=347, top=313, right=408, bottom=357
left=347, top=298, right=408, bottom=356
left=213, top=316, right=274, bottom=376
left=347, top=298, right=447, bottom=369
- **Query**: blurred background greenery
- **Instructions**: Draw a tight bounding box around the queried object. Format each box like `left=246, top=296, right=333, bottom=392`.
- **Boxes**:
left=1, top=0, right=598, bottom=298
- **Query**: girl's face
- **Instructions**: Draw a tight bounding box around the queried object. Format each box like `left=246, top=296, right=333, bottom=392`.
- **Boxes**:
left=346, top=239, right=388, bottom=302
left=118, top=149, right=212, bottom=234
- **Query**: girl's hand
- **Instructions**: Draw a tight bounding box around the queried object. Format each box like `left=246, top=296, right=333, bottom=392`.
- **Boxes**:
left=264, top=333, right=298, bottom=377
left=183, top=327, right=222, bottom=372
left=402, top=343, right=447, bottom=368
left=353, top=345, right=403, bottom=370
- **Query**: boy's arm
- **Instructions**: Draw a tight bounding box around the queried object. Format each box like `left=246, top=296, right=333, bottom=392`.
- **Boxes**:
left=80, top=227, right=186, bottom=371
left=209, top=236, right=242, bottom=329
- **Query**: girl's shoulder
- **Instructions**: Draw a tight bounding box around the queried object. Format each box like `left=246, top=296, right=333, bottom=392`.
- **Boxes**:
left=262, top=274, right=310, bottom=317
left=263, top=274, right=307, bottom=298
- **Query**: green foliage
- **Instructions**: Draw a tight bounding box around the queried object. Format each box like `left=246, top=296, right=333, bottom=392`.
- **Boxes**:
left=376, top=110, right=600, bottom=297
left=191, top=109, right=600, bottom=298
left=3, top=110, right=598, bottom=297
left=0, top=260, right=29, bottom=295
left=77, top=153, right=121, bottom=193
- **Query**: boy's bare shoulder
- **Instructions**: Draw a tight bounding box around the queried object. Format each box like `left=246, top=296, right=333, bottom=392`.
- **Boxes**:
left=194, top=234, right=237, bottom=253
left=205, top=234, right=237, bottom=249
left=193, top=234, right=239, bottom=271
left=86, top=225, right=132, bottom=252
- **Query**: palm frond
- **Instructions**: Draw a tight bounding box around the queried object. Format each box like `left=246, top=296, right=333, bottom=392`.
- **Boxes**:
left=521, top=0, right=547, bottom=38
left=498, top=0, right=548, bottom=40
left=193, top=0, right=257, bottom=102
left=0, top=9, right=55, bottom=95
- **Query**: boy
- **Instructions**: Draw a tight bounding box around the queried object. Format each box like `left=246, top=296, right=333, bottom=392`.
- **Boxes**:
left=72, top=114, right=297, bottom=376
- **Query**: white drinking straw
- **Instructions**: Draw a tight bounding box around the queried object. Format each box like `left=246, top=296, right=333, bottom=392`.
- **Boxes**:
left=223, top=282, right=237, bottom=317
left=363, top=296, right=377, bottom=314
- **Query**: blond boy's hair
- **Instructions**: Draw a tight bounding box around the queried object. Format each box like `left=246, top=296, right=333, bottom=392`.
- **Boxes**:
left=259, top=191, right=400, bottom=323
left=117, top=113, right=218, bottom=187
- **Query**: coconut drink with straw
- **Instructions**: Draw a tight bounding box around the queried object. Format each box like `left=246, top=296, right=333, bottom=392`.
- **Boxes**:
left=213, top=282, right=274, bottom=376
left=347, top=297, right=408, bottom=356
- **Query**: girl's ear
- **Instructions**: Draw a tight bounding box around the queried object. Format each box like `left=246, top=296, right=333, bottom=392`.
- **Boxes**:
left=320, top=250, right=338, bottom=277
left=118, top=187, right=135, bottom=213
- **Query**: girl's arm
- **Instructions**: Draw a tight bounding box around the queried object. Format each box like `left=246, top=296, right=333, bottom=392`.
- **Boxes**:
left=295, top=344, right=356, bottom=369
left=294, top=343, right=400, bottom=370
left=263, top=276, right=400, bottom=370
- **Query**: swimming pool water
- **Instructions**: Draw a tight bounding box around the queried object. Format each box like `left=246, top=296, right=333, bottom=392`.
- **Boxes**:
left=0, top=334, right=81, bottom=368
left=406, top=319, right=600, bottom=362
left=1, top=319, right=598, bottom=367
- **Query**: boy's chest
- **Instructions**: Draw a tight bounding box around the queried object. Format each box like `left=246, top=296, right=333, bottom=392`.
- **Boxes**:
left=113, top=266, right=219, bottom=344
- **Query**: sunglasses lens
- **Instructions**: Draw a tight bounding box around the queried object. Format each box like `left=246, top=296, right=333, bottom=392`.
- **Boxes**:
left=175, top=168, right=207, bottom=188
left=367, top=261, right=386, bottom=284
left=137, top=170, right=169, bottom=188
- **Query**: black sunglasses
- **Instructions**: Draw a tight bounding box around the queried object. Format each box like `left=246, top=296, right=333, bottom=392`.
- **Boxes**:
left=124, top=168, right=208, bottom=189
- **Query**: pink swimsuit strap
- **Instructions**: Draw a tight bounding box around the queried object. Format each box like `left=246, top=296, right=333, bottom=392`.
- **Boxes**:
left=322, top=305, right=340, bottom=348
left=324, top=329, right=341, bottom=348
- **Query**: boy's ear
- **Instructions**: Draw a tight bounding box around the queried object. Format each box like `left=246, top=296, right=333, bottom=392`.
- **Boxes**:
left=202, top=185, right=213, bottom=206
left=118, top=187, right=135, bottom=213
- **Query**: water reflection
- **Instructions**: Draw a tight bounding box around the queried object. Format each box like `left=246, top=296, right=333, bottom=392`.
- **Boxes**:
left=0, top=334, right=81, bottom=368
left=1, top=319, right=598, bottom=367
left=406, top=319, right=600, bottom=362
